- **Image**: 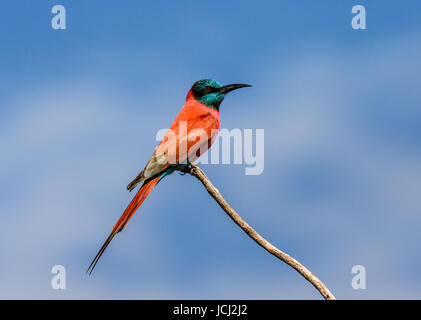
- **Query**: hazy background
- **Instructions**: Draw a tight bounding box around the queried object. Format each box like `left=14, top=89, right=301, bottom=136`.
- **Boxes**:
left=1, top=0, right=420, bottom=299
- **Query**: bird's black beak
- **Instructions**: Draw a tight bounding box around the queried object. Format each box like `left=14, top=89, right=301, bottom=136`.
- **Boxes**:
left=218, top=83, right=252, bottom=94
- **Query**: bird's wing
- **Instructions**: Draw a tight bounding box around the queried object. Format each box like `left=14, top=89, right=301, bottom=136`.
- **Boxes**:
left=127, top=109, right=218, bottom=191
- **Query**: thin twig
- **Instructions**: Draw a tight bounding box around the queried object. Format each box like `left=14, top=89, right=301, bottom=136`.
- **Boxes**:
left=178, top=163, right=336, bottom=300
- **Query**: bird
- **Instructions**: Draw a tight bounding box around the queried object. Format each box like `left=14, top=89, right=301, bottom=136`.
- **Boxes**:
left=87, top=79, right=251, bottom=274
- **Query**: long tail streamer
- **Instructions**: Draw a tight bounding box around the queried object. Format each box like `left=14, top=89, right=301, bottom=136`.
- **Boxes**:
left=86, top=175, right=161, bottom=275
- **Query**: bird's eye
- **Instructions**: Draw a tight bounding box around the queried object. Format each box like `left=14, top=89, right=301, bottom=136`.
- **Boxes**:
left=204, top=87, right=212, bottom=94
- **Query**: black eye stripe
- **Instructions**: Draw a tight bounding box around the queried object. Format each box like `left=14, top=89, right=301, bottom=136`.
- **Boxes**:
left=204, top=86, right=217, bottom=94
left=192, top=84, right=219, bottom=100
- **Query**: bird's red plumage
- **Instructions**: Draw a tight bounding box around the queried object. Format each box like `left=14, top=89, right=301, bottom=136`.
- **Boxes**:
left=159, top=88, right=221, bottom=160
left=87, top=89, right=221, bottom=274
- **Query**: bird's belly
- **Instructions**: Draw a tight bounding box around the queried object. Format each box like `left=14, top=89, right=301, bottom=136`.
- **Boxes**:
left=186, top=126, right=219, bottom=163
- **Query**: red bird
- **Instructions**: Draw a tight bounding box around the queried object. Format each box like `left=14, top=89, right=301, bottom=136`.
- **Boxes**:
left=87, top=79, right=251, bottom=274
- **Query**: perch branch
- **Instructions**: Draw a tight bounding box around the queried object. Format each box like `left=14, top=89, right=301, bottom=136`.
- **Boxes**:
left=178, top=163, right=336, bottom=300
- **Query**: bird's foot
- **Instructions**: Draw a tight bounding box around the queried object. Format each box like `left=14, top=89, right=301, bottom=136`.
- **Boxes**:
left=178, top=163, right=193, bottom=175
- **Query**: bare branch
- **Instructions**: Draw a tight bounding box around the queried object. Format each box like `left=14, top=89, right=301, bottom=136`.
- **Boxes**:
left=178, top=163, right=336, bottom=300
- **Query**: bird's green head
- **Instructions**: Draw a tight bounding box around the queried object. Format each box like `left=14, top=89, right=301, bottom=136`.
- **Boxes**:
left=190, top=79, right=251, bottom=110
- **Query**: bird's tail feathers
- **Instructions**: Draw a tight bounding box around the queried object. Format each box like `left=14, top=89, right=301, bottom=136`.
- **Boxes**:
left=86, top=175, right=161, bottom=275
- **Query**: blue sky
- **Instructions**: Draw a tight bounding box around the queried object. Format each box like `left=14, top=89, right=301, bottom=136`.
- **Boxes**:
left=1, top=0, right=421, bottom=299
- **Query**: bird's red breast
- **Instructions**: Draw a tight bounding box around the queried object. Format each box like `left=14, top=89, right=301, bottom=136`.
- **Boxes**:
left=160, top=89, right=220, bottom=161
left=140, top=91, right=220, bottom=180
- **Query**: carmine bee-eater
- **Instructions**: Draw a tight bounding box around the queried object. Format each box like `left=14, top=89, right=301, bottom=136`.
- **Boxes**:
left=87, top=79, right=251, bottom=274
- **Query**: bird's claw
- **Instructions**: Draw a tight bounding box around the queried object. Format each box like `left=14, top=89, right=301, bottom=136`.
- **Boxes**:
left=178, top=163, right=193, bottom=175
